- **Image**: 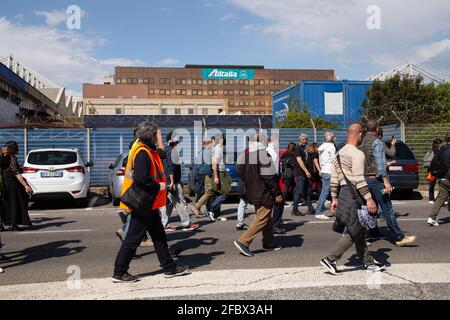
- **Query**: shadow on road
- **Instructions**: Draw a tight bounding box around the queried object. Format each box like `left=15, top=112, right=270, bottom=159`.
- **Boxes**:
left=0, top=240, right=86, bottom=269
left=30, top=217, right=76, bottom=231
left=29, top=193, right=111, bottom=210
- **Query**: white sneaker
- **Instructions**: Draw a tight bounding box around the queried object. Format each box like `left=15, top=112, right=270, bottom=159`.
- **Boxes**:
left=445, top=201, right=448, bottom=206
left=217, top=217, right=228, bottom=221
left=207, top=212, right=216, bottom=222
left=325, top=200, right=332, bottom=205
left=0, top=268, right=4, bottom=274
left=427, top=218, right=440, bottom=227
left=429, top=201, right=435, bottom=205
left=315, top=214, right=330, bottom=221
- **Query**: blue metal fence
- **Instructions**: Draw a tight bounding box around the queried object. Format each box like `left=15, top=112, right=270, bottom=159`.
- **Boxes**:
left=1, top=126, right=401, bottom=186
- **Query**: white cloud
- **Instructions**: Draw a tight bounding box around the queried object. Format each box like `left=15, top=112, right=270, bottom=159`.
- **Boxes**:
left=0, top=17, right=144, bottom=90
left=220, top=14, right=237, bottom=22
left=34, top=9, right=69, bottom=27
left=159, top=58, right=181, bottom=66
left=228, top=0, right=450, bottom=73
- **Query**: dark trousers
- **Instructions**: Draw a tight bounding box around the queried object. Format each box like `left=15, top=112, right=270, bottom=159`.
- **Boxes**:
left=429, top=179, right=437, bottom=201
left=272, top=202, right=285, bottom=228
left=292, top=175, right=313, bottom=211
left=114, top=210, right=175, bottom=275
left=283, top=176, right=294, bottom=201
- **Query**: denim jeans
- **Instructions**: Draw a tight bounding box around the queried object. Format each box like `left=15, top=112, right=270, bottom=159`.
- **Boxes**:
left=367, top=178, right=404, bottom=242
left=237, top=197, right=249, bottom=226
left=209, top=193, right=226, bottom=217
left=316, top=173, right=331, bottom=215
left=292, top=175, right=314, bottom=211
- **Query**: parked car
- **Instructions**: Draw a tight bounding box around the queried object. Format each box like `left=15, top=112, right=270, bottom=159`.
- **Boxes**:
left=108, top=153, right=128, bottom=206
left=22, top=148, right=93, bottom=207
left=337, top=141, right=419, bottom=199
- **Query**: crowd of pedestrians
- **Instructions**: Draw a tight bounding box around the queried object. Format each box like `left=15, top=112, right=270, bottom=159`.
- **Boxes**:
left=3, top=118, right=450, bottom=280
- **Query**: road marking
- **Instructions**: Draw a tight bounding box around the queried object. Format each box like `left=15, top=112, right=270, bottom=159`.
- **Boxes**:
left=16, top=229, right=92, bottom=235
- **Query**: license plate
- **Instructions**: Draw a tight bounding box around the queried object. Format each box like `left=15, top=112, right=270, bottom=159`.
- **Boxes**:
left=41, top=171, right=63, bottom=178
left=389, top=166, right=403, bottom=172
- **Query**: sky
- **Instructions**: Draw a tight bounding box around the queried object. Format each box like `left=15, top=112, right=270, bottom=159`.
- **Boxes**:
left=1, top=0, right=449, bottom=96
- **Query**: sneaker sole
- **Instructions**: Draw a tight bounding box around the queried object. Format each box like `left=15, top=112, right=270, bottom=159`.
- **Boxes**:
left=365, top=267, right=387, bottom=273
left=164, top=268, right=189, bottom=278
left=320, top=259, right=342, bottom=276
left=262, top=247, right=282, bottom=252
left=111, top=277, right=139, bottom=283
left=234, top=241, right=254, bottom=257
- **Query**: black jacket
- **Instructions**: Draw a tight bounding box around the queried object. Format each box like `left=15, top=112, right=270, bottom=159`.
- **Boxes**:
left=430, top=145, right=450, bottom=179
left=237, top=143, right=282, bottom=208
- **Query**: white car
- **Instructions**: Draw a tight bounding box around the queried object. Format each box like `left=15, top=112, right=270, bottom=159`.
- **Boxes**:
left=22, top=148, right=93, bottom=207
left=108, top=153, right=128, bottom=206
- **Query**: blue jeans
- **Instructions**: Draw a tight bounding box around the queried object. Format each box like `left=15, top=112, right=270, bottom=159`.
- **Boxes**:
left=237, top=197, right=248, bottom=226
left=316, top=173, right=331, bottom=215
left=292, top=175, right=314, bottom=211
left=209, top=193, right=226, bottom=217
left=367, top=178, right=404, bottom=242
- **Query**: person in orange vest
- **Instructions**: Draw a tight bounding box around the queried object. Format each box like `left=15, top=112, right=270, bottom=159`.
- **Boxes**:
left=112, top=122, right=189, bottom=283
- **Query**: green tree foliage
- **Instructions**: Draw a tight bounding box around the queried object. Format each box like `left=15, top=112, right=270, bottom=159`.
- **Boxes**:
left=363, top=74, right=450, bottom=125
left=436, top=83, right=450, bottom=110
left=277, top=109, right=340, bottom=129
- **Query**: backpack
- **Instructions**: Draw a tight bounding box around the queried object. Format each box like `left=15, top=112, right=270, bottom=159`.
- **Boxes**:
left=430, top=148, right=449, bottom=179
left=423, top=151, right=434, bottom=168
left=280, top=154, right=295, bottom=180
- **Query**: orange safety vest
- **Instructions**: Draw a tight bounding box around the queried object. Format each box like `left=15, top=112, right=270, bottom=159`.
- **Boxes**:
left=120, top=139, right=167, bottom=211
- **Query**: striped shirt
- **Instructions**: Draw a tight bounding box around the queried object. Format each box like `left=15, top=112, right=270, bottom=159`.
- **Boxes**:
left=331, top=144, right=371, bottom=200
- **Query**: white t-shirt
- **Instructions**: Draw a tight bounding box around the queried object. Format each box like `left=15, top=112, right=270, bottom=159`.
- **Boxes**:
left=318, top=142, right=337, bottom=175
left=213, top=144, right=226, bottom=172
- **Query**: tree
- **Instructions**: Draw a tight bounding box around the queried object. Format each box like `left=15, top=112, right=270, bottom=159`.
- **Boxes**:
left=276, top=109, right=340, bottom=129
left=436, top=83, right=450, bottom=110
left=362, top=74, right=449, bottom=125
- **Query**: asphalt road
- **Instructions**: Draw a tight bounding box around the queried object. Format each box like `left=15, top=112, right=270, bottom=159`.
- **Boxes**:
left=1, top=192, right=449, bottom=291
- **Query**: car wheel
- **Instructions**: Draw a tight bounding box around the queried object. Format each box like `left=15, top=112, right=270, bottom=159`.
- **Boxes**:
left=77, top=197, right=90, bottom=208
left=112, top=198, right=121, bottom=206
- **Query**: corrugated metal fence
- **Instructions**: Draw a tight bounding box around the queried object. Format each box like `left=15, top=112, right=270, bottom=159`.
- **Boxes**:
left=1, top=125, right=401, bottom=186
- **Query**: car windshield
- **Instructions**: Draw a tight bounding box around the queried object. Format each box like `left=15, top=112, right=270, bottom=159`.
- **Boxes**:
left=28, top=151, right=78, bottom=165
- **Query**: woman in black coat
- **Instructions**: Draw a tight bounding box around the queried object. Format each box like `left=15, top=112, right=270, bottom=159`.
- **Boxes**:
left=1, top=141, right=33, bottom=231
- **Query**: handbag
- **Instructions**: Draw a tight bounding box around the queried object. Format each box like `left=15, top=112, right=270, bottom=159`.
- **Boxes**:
left=120, top=182, right=156, bottom=213
left=336, top=155, right=377, bottom=229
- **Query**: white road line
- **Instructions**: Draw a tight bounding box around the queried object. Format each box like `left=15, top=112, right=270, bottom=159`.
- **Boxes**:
left=17, top=229, right=92, bottom=235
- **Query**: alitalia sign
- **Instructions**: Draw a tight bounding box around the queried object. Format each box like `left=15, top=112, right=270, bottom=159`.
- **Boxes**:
left=202, top=68, right=255, bottom=80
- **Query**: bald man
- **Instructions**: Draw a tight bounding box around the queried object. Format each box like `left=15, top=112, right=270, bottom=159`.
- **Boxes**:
left=320, top=124, right=386, bottom=275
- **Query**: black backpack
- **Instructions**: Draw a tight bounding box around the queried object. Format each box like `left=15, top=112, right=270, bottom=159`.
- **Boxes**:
left=430, top=148, right=449, bottom=179
left=280, top=154, right=295, bottom=180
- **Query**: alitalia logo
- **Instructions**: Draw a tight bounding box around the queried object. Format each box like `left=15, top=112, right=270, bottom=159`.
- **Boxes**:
left=202, top=68, right=254, bottom=80
left=208, top=69, right=238, bottom=78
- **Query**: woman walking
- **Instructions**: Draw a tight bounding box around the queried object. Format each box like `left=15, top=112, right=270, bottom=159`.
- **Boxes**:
left=280, top=142, right=296, bottom=202
left=1, top=141, right=33, bottom=231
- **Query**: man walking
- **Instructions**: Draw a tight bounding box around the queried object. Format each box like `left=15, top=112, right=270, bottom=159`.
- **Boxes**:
left=427, top=133, right=450, bottom=227
left=292, top=134, right=315, bottom=216
left=234, top=133, right=283, bottom=257
left=360, top=120, right=417, bottom=247
left=321, top=124, right=386, bottom=275
left=315, top=132, right=336, bottom=220
left=160, top=132, right=199, bottom=232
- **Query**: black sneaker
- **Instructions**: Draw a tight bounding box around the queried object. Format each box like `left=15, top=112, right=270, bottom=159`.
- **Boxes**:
left=234, top=241, right=254, bottom=257
left=320, top=257, right=343, bottom=276
left=292, top=209, right=302, bottom=216
left=262, top=244, right=282, bottom=252
left=273, top=227, right=287, bottom=234
left=364, top=260, right=387, bottom=272
left=164, top=265, right=189, bottom=278
left=169, top=248, right=183, bottom=258
left=111, top=272, right=139, bottom=283
left=236, top=224, right=249, bottom=231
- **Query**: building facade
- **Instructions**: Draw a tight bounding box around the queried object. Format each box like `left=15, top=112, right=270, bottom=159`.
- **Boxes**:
left=84, top=65, right=335, bottom=116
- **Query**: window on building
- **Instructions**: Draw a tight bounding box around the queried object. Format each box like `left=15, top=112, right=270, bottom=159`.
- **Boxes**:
left=116, top=78, right=122, bottom=84
left=175, top=108, right=181, bottom=115
left=239, top=90, right=244, bottom=96
left=132, top=78, right=138, bottom=84
left=208, top=80, right=213, bottom=85
left=275, top=80, right=280, bottom=85
left=188, top=109, right=194, bottom=115
left=161, top=109, right=167, bottom=115
left=127, top=78, right=133, bottom=84
left=202, top=109, right=208, bottom=115
left=224, top=80, right=229, bottom=85
left=213, top=80, right=218, bottom=85
left=229, top=80, right=234, bottom=85
left=115, top=106, right=123, bottom=115
left=245, top=91, right=250, bottom=96
left=159, top=78, right=171, bottom=85
left=149, top=89, right=155, bottom=95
